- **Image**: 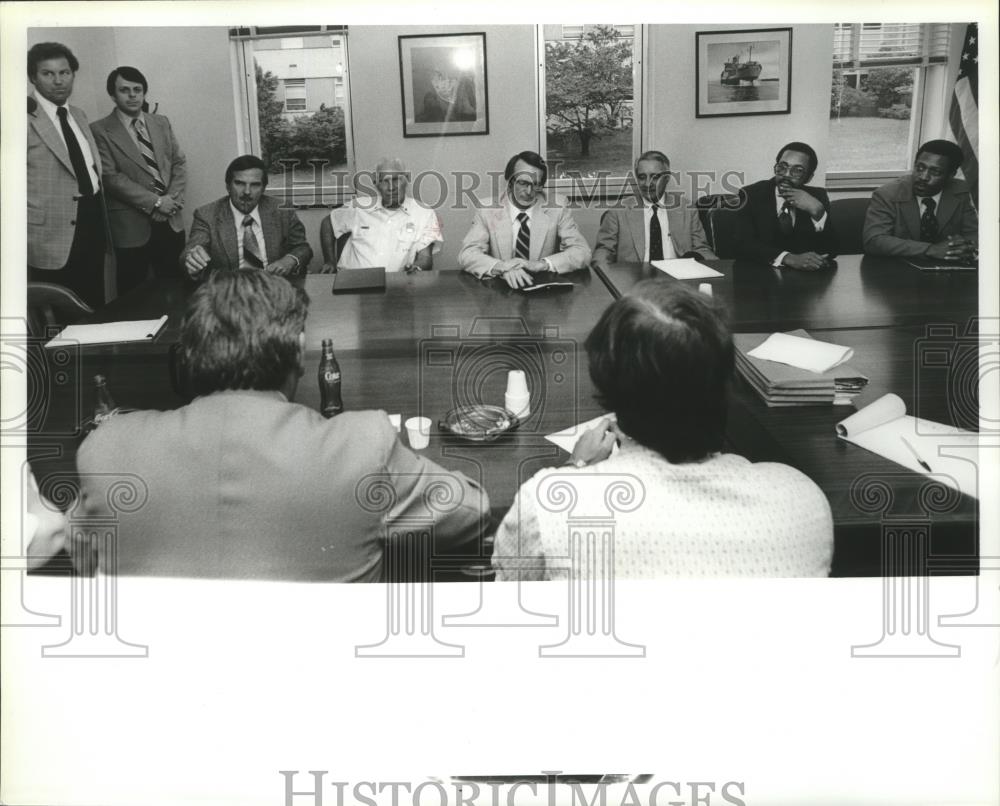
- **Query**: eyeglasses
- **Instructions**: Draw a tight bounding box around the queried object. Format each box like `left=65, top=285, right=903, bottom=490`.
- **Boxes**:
left=774, top=162, right=808, bottom=178
left=512, top=178, right=540, bottom=191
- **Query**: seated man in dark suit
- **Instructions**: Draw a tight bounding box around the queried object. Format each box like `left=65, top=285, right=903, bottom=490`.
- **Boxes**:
left=863, top=139, right=978, bottom=261
left=591, top=149, right=716, bottom=270
left=74, top=270, right=489, bottom=582
left=734, top=141, right=837, bottom=271
left=181, top=154, right=312, bottom=279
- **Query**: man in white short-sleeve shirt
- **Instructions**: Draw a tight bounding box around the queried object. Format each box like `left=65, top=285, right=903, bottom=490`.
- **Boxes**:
left=322, top=157, right=443, bottom=273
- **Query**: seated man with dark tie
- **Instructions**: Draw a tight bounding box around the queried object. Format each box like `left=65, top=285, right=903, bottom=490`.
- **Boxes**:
left=181, top=154, right=312, bottom=279
left=73, top=270, right=489, bottom=581
left=863, top=139, right=978, bottom=261
left=591, top=149, right=716, bottom=270
left=458, top=150, right=591, bottom=289
left=733, top=141, right=838, bottom=271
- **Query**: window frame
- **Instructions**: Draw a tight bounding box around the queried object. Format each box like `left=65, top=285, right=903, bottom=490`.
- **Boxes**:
left=535, top=24, right=645, bottom=200
left=827, top=22, right=952, bottom=190
left=231, top=26, right=356, bottom=206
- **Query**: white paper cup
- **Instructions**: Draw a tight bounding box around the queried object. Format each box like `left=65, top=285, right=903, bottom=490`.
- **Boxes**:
left=404, top=416, right=432, bottom=449
left=698, top=282, right=713, bottom=297
left=505, top=369, right=529, bottom=397
left=388, top=413, right=401, bottom=432
left=505, top=392, right=530, bottom=419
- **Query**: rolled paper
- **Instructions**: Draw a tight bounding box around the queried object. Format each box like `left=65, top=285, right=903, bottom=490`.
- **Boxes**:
left=836, top=393, right=906, bottom=438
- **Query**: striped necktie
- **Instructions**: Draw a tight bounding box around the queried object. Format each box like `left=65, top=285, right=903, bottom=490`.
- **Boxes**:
left=242, top=216, right=264, bottom=268
left=515, top=212, right=530, bottom=259
left=132, top=118, right=167, bottom=194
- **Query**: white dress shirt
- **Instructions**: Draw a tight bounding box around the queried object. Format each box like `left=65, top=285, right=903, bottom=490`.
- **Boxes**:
left=643, top=197, right=676, bottom=261
left=33, top=90, right=100, bottom=192
left=230, top=203, right=268, bottom=268
left=330, top=195, right=442, bottom=272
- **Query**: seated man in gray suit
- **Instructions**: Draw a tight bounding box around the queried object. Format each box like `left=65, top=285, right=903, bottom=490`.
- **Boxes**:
left=181, top=154, right=312, bottom=279
left=863, top=139, right=978, bottom=261
left=74, top=270, right=489, bottom=582
left=458, top=150, right=591, bottom=289
left=591, top=150, right=716, bottom=270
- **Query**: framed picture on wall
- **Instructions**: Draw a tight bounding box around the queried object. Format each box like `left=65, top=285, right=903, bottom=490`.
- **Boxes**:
left=398, top=32, right=489, bottom=137
left=695, top=28, right=792, bottom=118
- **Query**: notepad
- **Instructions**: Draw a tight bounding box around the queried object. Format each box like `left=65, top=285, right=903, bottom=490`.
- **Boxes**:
left=906, top=256, right=978, bottom=271
left=650, top=258, right=723, bottom=280
left=45, top=315, right=168, bottom=347
left=332, top=267, right=386, bottom=294
left=836, top=393, right=979, bottom=498
left=521, top=281, right=574, bottom=292
left=747, top=331, right=854, bottom=374
left=546, top=416, right=620, bottom=456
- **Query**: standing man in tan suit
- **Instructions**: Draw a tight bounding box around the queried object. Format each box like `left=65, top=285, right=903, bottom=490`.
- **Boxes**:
left=27, top=42, right=109, bottom=307
left=91, top=66, right=187, bottom=295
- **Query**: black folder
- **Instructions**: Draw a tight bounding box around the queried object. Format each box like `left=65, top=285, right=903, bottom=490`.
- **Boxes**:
left=332, top=267, right=386, bottom=294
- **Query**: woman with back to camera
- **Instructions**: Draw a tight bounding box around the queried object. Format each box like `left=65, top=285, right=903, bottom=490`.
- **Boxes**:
left=492, top=279, right=834, bottom=579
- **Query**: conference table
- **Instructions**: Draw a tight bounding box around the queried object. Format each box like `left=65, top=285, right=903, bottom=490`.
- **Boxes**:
left=27, top=256, right=981, bottom=577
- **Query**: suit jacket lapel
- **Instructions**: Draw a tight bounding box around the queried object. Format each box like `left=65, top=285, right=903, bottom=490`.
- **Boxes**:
left=29, top=107, right=75, bottom=177
left=936, top=185, right=960, bottom=231
left=217, top=201, right=240, bottom=267
left=147, top=116, right=173, bottom=178
left=259, top=199, right=282, bottom=262
left=106, top=113, right=147, bottom=171
left=71, top=105, right=102, bottom=177
left=665, top=202, right=686, bottom=254
left=627, top=200, right=645, bottom=259
left=494, top=203, right=513, bottom=260
left=529, top=200, right=552, bottom=261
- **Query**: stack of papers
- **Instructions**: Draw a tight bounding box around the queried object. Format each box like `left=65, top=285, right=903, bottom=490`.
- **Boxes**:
left=650, top=258, right=723, bottom=280
left=734, top=329, right=868, bottom=406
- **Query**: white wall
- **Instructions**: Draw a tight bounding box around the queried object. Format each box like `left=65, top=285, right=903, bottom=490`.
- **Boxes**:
left=27, top=27, right=239, bottom=235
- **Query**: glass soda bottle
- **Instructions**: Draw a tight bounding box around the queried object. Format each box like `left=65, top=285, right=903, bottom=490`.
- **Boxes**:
left=88, top=374, right=118, bottom=432
left=318, top=339, right=343, bottom=418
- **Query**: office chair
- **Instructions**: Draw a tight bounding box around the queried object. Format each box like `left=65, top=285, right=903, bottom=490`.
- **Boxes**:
left=27, top=281, right=94, bottom=340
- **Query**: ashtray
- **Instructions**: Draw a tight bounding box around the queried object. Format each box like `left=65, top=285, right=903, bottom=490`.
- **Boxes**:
left=439, top=405, right=519, bottom=442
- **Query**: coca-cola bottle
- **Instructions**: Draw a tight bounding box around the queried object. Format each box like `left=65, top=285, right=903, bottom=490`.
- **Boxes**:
left=318, top=339, right=343, bottom=418
left=85, top=374, right=118, bottom=434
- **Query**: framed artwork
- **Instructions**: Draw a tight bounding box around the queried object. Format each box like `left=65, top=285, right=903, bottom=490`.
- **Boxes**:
left=398, top=32, right=489, bottom=137
left=695, top=28, right=792, bottom=118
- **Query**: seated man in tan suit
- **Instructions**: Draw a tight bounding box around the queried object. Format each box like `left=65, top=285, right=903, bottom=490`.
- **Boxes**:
left=74, top=270, right=489, bottom=581
left=591, top=150, right=716, bottom=270
left=181, top=155, right=312, bottom=279
left=458, top=150, right=591, bottom=288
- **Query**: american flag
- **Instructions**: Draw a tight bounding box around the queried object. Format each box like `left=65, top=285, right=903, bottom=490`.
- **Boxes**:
left=948, top=23, right=978, bottom=206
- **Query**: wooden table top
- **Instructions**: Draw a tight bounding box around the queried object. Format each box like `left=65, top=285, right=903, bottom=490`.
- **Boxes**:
left=594, top=254, right=979, bottom=332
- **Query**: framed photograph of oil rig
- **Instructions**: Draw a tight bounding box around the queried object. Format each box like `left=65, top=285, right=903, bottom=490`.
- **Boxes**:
left=695, top=28, right=792, bottom=118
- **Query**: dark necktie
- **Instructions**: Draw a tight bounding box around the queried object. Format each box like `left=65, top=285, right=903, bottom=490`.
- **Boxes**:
left=56, top=106, right=94, bottom=196
left=920, top=198, right=939, bottom=242
left=132, top=118, right=167, bottom=194
left=649, top=203, right=664, bottom=261
left=777, top=202, right=794, bottom=237
left=242, top=216, right=264, bottom=268
left=515, top=212, right=530, bottom=260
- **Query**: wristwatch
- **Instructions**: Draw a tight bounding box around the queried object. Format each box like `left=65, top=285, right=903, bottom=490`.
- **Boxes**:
left=152, top=197, right=163, bottom=212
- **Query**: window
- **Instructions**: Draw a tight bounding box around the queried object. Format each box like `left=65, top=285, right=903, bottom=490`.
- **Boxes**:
left=538, top=24, right=642, bottom=193
left=828, top=23, right=951, bottom=184
left=231, top=26, right=353, bottom=202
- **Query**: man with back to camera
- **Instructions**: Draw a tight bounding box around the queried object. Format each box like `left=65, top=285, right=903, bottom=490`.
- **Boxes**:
left=27, top=42, right=110, bottom=307
left=863, top=139, right=978, bottom=261
left=590, top=149, right=717, bottom=270
left=320, top=157, right=443, bottom=273
left=733, top=141, right=838, bottom=270
left=458, top=150, right=591, bottom=289
left=91, top=66, right=187, bottom=295
left=181, top=154, right=312, bottom=279
left=71, top=270, right=489, bottom=582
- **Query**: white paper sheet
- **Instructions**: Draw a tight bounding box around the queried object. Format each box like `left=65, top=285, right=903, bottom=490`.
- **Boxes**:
left=650, top=258, right=723, bottom=280
left=546, top=415, right=620, bottom=456
left=747, top=331, right=854, bottom=374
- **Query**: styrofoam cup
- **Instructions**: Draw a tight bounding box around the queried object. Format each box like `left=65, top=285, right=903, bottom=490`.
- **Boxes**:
left=505, top=369, right=529, bottom=397
left=404, top=416, right=432, bottom=449
left=505, top=392, right=530, bottom=419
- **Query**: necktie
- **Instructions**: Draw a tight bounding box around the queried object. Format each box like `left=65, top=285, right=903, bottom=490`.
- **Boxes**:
left=649, top=204, right=664, bottom=261
left=242, top=216, right=264, bottom=269
left=920, top=198, right=939, bottom=242
left=515, top=212, right=530, bottom=260
left=56, top=106, right=94, bottom=196
left=132, top=118, right=167, bottom=194
left=777, top=202, right=794, bottom=237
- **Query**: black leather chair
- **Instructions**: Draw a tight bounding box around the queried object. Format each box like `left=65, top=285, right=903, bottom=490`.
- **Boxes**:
left=828, top=197, right=871, bottom=255
left=27, top=281, right=94, bottom=340
left=695, top=193, right=742, bottom=258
